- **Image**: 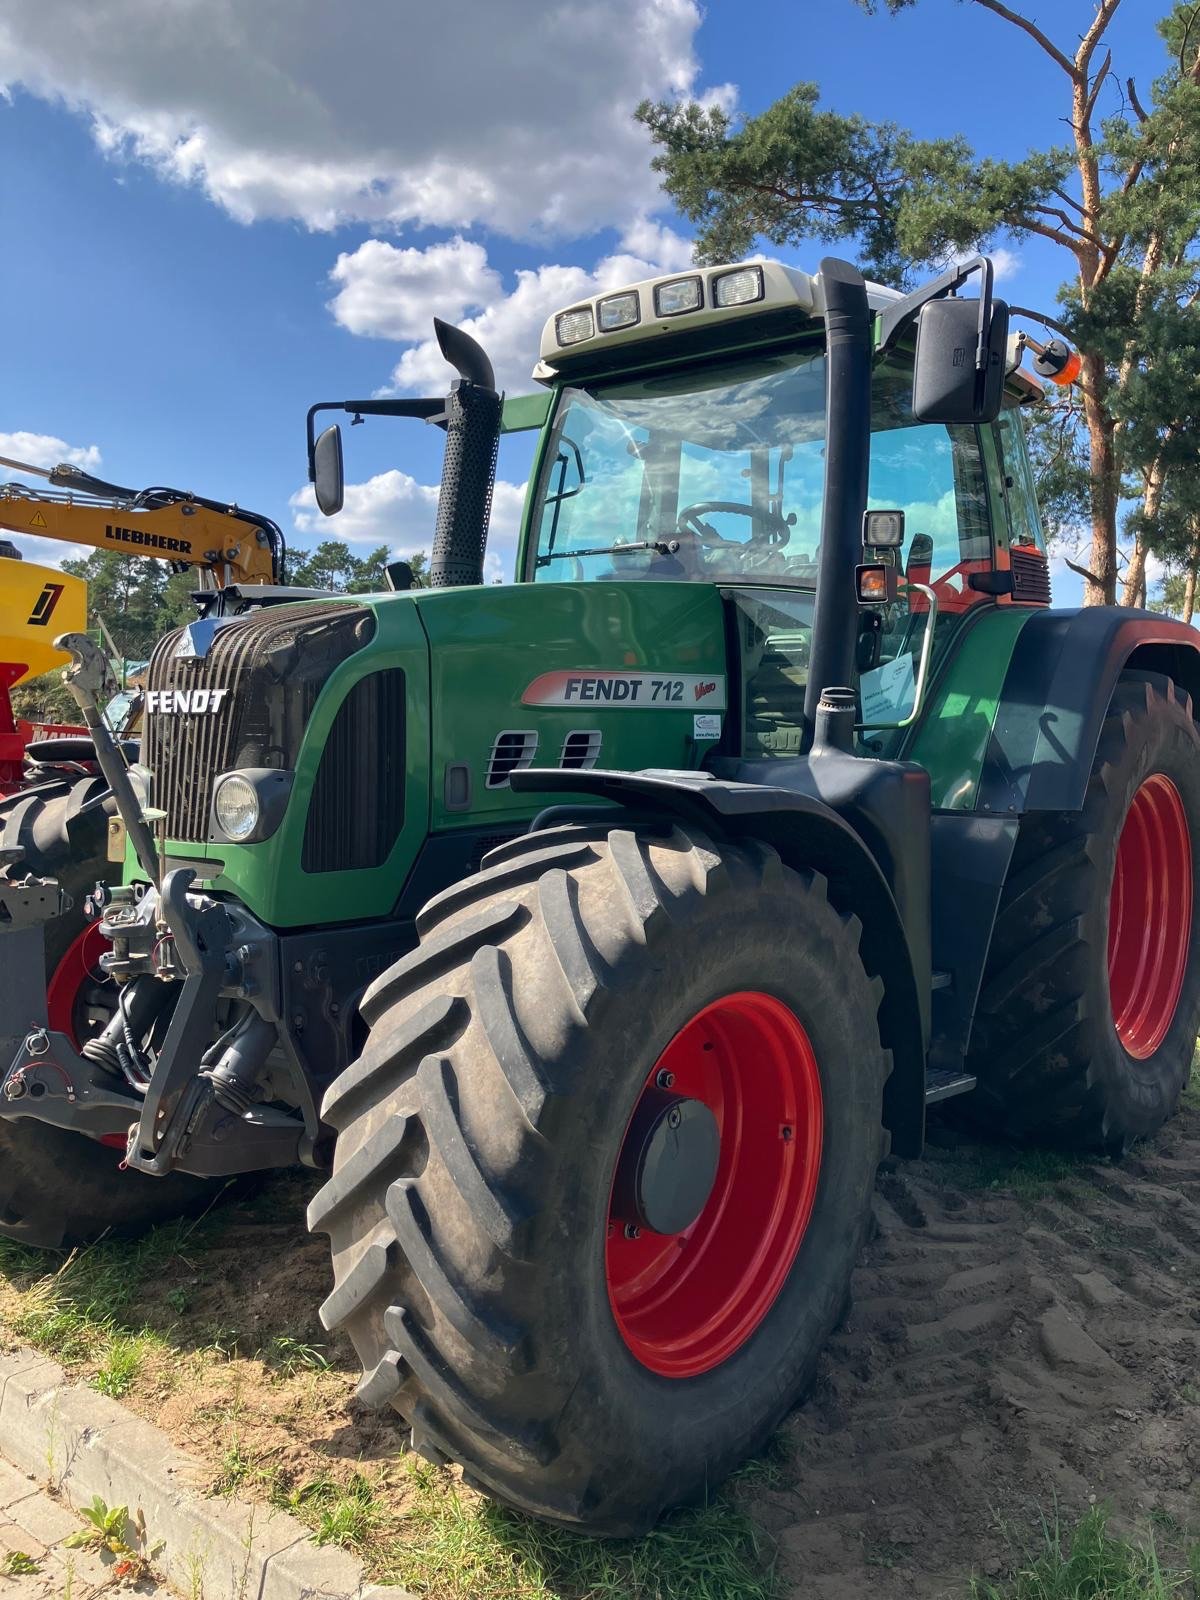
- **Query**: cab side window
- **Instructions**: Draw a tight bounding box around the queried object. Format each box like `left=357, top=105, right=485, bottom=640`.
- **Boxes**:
left=995, top=407, right=1047, bottom=552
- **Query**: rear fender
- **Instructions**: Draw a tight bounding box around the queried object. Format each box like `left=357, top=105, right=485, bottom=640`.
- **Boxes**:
left=513, top=767, right=928, bottom=1157
left=980, top=609, right=1200, bottom=814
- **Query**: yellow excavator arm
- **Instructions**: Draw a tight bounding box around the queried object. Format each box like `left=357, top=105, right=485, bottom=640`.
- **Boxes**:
left=0, top=457, right=283, bottom=589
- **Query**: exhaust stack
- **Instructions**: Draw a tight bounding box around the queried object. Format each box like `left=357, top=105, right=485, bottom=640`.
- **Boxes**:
left=429, top=319, right=502, bottom=589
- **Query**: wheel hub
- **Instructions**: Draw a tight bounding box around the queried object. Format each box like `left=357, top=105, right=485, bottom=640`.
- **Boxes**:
left=605, top=990, right=824, bottom=1379
left=611, top=1090, right=720, bottom=1235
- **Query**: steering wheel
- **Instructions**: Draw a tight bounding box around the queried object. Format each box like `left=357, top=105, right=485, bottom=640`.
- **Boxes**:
left=677, top=501, right=792, bottom=549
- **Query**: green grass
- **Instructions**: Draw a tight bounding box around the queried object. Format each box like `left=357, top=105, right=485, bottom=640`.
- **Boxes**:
left=926, top=1141, right=1094, bottom=1201
left=205, top=1439, right=774, bottom=1600
left=971, top=1507, right=1200, bottom=1599
left=1, top=1552, right=41, bottom=1576
left=385, top=1459, right=773, bottom=1600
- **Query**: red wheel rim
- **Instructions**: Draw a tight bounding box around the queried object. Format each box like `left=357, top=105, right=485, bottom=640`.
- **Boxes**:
left=1107, top=774, right=1193, bottom=1059
left=605, top=991, right=823, bottom=1379
left=47, top=923, right=110, bottom=1051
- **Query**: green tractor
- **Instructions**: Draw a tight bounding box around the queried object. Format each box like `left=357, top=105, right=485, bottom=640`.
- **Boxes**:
left=2, top=254, right=1198, bottom=1534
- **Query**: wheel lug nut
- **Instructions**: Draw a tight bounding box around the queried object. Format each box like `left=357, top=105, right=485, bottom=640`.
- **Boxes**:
left=655, top=1069, right=675, bottom=1089
left=667, top=1106, right=682, bottom=1130
left=624, top=1222, right=641, bottom=1240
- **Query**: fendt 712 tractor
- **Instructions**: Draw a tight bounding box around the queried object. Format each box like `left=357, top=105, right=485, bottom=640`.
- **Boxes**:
left=3, top=256, right=1199, bottom=1534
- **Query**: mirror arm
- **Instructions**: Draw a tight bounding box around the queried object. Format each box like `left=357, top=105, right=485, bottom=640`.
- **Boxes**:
left=855, top=581, right=939, bottom=732
left=876, top=254, right=994, bottom=367
left=305, top=397, right=447, bottom=482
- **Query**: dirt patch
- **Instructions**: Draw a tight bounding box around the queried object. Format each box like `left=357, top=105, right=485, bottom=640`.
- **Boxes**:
left=763, top=1095, right=1200, bottom=1596
left=0, top=1100, right=1197, bottom=1598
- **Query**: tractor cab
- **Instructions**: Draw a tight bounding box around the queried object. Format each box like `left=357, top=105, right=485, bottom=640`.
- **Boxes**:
left=522, top=259, right=1051, bottom=760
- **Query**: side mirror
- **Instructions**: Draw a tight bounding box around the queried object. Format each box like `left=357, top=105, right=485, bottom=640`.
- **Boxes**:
left=313, top=424, right=344, bottom=516
left=912, top=297, right=1010, bottom=425
left=386, top=559, right=416, bottom=592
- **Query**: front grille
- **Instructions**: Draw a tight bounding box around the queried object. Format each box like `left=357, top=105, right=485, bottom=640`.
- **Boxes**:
left=302, top=669, right=406, bottom=873
left=1010, top=544, right=1051, bottom=606
left=144, top=601, right=373, bottom=841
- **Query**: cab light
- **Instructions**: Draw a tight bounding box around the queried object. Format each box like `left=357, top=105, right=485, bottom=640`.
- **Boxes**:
left=598, top=291, right=640, bottom=332
left=654, top=277, right=703, bottom=317
left=713, top=266, right=764, bottom=308
left=856, top=563, right=899, bottom=605
left=556, top=307, right=595, bottom=346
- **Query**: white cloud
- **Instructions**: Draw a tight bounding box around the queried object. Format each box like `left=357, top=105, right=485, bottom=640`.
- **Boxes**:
left=289, top=472, right=527, bottom=582
left=0, top=0, right=710, bottom=238
left=0, top=434, right=103, bottom=566
left=0, top=431, right=102, bottom=472
left=328, top=238, right=501, bottom=343
left=338, top=219, right=694, bottom=394
left=940, top=246, right=1021, bottom=283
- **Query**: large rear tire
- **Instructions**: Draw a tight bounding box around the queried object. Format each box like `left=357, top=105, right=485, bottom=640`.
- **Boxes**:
left=310, top=824, right=890, bottom=1534
left=0, top=777, right=219, bottom=1248
left=965, top=672, right=1200, bottom=1152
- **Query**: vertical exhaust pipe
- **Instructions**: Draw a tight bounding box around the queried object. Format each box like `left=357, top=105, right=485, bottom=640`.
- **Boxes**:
left=803, top=258, right=873, bottom=742
left=429, top=319, right=503, bottom=588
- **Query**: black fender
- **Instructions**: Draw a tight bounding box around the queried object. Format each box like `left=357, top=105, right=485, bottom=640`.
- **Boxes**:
left=979, top=608, right=1200, bottom=814
left=513, top=767, right=929, bottom=1157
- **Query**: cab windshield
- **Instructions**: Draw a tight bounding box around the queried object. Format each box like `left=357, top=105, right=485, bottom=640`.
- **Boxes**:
left=528, top=349, right=992, bottom=591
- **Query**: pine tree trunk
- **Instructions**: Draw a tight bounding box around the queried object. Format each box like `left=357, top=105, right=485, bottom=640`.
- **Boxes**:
left=1079, top=351, right=1118, bottom=605
left=1122, top=540, right=1147, bottom=610
left=1121, top=451, right=1171, bottom=609
left=1185, top=533, right=1200, bottom=626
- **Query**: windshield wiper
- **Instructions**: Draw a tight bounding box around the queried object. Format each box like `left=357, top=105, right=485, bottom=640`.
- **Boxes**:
left=536, top=538, right=681, bottom=567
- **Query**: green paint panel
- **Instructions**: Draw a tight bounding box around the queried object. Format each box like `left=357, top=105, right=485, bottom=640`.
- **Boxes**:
left=143, top=580, right=727, bottom=929
left=417, top=579, right=728, bottom=830
left=501, top=392, right=553, bottom=433
left=905, top=607, right=1033, bottom=811
left=149, top=598, right=433, bottom=928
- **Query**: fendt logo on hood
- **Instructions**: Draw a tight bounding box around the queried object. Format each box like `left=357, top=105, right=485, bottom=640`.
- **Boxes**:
left=145, top=688, right=230, bottom=714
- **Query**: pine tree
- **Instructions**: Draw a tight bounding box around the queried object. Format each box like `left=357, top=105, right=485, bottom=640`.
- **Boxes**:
left=637, top=1, right=1200, bottom=605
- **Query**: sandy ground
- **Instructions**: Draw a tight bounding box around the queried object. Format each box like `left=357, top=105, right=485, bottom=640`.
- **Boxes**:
left=4, top=1096, right=1197, bottom=1598
left=764, top=1097, right=1200, bottom=1596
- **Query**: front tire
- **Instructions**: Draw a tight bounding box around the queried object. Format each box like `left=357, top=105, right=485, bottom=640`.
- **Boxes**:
left=310, top=824, right=890, bottom=1533
left=966, top=672, right=1200, bottom=1151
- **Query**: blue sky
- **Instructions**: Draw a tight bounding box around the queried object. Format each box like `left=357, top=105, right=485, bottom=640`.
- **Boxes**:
left=0, top=0, right=1173, bottom=599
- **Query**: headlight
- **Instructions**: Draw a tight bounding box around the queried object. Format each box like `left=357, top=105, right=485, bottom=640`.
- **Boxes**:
left=213, top=775, right=261, bottom=841
left=713, top=266, right=764, bottom=308
left=556, top=307, right=594, bottom=346
left=208, top=768, right=294, bottom=845
left=654, top=276, right=703, bottom=317
left=597, top=291, right=639, bottom=332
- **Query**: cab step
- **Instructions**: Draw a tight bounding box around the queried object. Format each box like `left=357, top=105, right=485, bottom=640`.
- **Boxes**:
left=924, top=1068, right=977, bottom=1104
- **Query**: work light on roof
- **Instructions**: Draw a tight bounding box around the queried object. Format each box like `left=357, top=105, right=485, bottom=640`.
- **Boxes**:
left=713, top=266, right=765, bottom=308
left=556, top=307, right=595, bottom=346
left=598, top=291, right=640, bottom=332
left=654, top=277, right=703, bottom=318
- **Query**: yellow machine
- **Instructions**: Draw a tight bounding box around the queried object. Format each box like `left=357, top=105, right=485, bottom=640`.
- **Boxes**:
left=0, top=547, right=89, bottom=788
left=0, top=455, right=284, bottom=590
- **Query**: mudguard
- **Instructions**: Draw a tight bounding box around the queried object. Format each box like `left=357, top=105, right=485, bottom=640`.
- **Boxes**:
left=512, top=767, right=929, bottom=1157
left=978, top=608, right=1200, bottom=815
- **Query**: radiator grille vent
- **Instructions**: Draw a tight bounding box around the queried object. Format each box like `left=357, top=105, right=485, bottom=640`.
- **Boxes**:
left=302, top=669, right=406, bottom=873
left=486, top=731, right=537, bottom=789
left=561, top=730, right=602, bottom=769
left=1010, top=543, right=1051, bottom=606
left=144, top=601, right=371, bottom=842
